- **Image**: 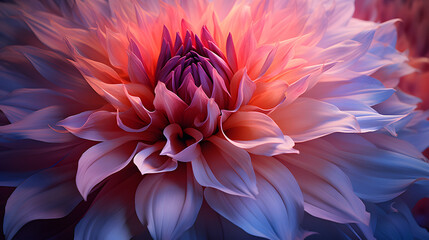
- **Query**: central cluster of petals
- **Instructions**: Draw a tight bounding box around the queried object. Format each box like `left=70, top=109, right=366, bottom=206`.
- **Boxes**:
left=156, top=27, right=231, bottom=107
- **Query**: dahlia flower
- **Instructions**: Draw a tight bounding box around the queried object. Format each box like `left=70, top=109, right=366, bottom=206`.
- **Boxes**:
left=1, top=0, right=429, bottom=239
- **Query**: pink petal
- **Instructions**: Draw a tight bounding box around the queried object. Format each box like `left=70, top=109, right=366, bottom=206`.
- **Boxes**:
left=76, top=138, right=139, bottom=200
left=229, top=69, right=256, bottom=111
left=123, top=85, right=167, bottom=131
left=73, top=55, right=122, bottom=85
left=184, top=87, right=209, bottom=125
left=205, top=156, right=304, bottom=240
left=269, top=98, right=360, bottom=142
left=84, top=78, right=130, bottom=111
left=58, top=110, right=126, bottom=141
left=161, top=124, right=203, bottom=162
left=226, top=33, right=238, bottom=72
left=184, top=87, right=220, bottom=137
left=23, top=10, right=106, bottom=61
left=221, top=110, right=296, bottom=156
left=134, top=142, right=178, bottom=175
left=247, top=44, right=278, bottom=79
left=123, top=83, right=155, bottom=110
left=135, top=165, right=203, bottom=240
left=105, top=28, right=128, bottom=71
left=237, top=27, right=256, bottom=69
left=248, top=80, right=287, bottom=110
left=0, top=106, right=75, bottom=143
left=153, top=82, right=188, bottom=124
left=210, top=67, right=231, bottom=109
left=116, top=109, right=152, bottom=133
left=128, top=48, right=152, bottom=88
left=191, top=135, right=257, bottom=197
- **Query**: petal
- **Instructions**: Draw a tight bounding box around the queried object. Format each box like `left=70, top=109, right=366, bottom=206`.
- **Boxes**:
left=135, top=165, right=203, bottom=240
left=191, top=135, right=258, bottom=197
left=179, top=201, right=264, bottom=240
left=278, top=152, right=370, bottom=224
left=221, top=110, right=296, bottom=155
left=75, top=171, right=144, bottom=240
left=161, top=124, right=203, bottom=162
left=184, top=87, right=221, bottom=137
left=18, top=46, right=98, bottom=103
left=367, top=201, right=429, bottom=240
left=105, top=28, right=128, bottom=71
left=0, top=106, right=75, bottom=143
left=84, top=78, right=130, bottom=111
left=58, top=110, right=125, bottom=141
left=210, top=67, right=230, bottom=109
left=4, top=164, right=82, bottom=240
left=269, top=98, right=360, bottom=142
left=195, top=98, right=220, bottom=138
left=324, top=98, right=404, bottom=132
left=248, top=80, right=287, bottom=110
left=73, top=55, right=122, bottom=85
left=134, top=142, right=178, bottom=175
left=0, top=88, right=80, bottom=123
left=153, top=82, right=188, bottom=124
left=308, top=134, right=429, bottom=203
left=362, top=132, right=426, bottom=161
left=128, top=48, right=152, bottom=87
left=0, top=141, right=88, bottom=187
left=397, top=112, right=429, bottom=152
left=302, top=213, right=375, bottom=240
left=205, top=155, right=304, bottom=240
left=226, top=33, right=238, bottom=72
left=305, top=76, right=395, bottom=106
left=76, top=138, right=139, bottom=200
left=229, top=69, right=256, bottom=111
left=23, top=11, right=104, bottom=59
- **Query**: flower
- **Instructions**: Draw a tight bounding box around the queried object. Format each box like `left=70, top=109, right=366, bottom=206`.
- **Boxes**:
left=1, top=0, right=429, bottom=239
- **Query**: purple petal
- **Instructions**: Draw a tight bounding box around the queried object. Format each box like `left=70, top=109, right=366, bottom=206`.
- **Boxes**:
left=278, top=153, right=370, bottom=224
left=205, top=155, right=304, bottom=240
left=75, top=171, right=144, bottom=240
left=135, top=165, right=203, bottom=239
left=308, top=134, right=429, bottom=203
left=4, top=164, right=82, bottom=240
left=0, top=106, right=75, bottom=143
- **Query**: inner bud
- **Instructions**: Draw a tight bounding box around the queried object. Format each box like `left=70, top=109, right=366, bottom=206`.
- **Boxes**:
left=155, top=26, right=232, bottom=106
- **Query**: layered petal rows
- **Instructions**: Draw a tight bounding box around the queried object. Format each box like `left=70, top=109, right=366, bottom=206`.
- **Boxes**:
left=0, top=0, right=428, bottom=239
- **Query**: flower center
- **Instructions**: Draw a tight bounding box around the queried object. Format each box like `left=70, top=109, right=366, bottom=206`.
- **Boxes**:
left=155, top=26, right=232, bottom=106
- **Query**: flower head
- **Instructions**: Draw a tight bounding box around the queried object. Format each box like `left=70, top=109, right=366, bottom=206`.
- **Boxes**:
left=1, top=0, right=429, bottom=239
